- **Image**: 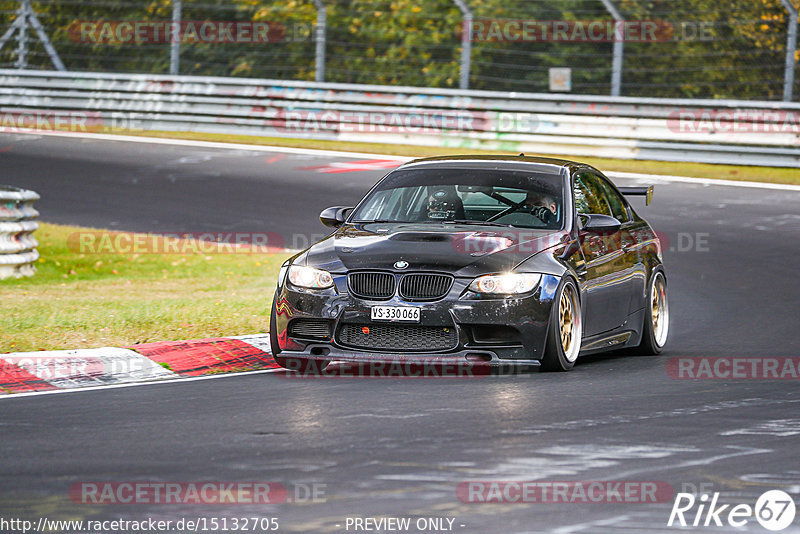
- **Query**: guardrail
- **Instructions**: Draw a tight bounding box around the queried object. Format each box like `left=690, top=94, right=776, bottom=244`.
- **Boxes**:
left=1, top=69, right=799, bottom=167
left=0, top=185, right=39, bottom=279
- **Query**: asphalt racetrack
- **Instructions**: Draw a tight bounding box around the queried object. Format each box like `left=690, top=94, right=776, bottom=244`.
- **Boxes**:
left=1, top=132, right=799, bottom=533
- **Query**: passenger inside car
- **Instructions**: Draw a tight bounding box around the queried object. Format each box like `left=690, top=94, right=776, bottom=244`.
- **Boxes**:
left=424, top=187, right=465, bottom=221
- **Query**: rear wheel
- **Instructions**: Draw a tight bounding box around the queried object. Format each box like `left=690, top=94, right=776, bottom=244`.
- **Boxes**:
left=636, top=270, right=669, bottom=354
left=541, top=278, right=582, bottom=372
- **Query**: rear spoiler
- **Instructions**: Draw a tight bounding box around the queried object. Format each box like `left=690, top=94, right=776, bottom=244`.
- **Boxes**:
left=618, top=186, right=654, bottom=206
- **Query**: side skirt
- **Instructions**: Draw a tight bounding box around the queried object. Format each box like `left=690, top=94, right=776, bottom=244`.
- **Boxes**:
left=578, top=308, right=646, bottom=356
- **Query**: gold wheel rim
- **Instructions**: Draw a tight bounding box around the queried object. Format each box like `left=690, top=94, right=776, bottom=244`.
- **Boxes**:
left=559, top=285, right=580, bottom=362
left=651, top=281, right=660, bottom=332
left=651, top=274, right=669, bottom=347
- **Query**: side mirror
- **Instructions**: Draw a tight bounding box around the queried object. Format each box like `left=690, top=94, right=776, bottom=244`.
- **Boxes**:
left=320, top=206, right=352, bottom=228
left=579, top=213, right=621, bottom=233
left=618, top=185, right=654, bottom=206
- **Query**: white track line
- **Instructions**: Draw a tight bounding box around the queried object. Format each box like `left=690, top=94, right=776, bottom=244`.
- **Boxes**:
left=3, top=129, right=413, bottom=161
left=0, top=368, right=281, bottom=400
left=6, top=130, right=799, bottom=192
left=607, top=170, right=800, bottom=192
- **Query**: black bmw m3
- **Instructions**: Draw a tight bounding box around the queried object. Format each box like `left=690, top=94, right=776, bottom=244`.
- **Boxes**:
left=270, top=155, right=668, bottom=372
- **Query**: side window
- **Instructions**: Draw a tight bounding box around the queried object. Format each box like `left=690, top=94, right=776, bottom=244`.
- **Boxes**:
left=573, top=172, right=611, bottom=216
left=597, top=176, right=630, bottom=223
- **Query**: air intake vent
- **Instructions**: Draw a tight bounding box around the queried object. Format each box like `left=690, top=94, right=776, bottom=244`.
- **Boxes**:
left=348, top=271, right=395, bottom=300
left=399, top=273, right=453, bottom=301
left=288, top=319, right=333, bottom=340
left=337, top=323, right=458, bottom=352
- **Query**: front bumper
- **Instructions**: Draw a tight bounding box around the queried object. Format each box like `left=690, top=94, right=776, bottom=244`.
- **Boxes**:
left=272, top=274, right=560, bottom=366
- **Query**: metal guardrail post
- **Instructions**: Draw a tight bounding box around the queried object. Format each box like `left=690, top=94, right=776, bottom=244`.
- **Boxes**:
left=0, top=185, right=40, bottom=279
left=452, top=0, right=472, bottom=90
left=600, top=0, right=624, bottom=97
left=26, top=2, right=65, bottom=71
left=780, top=0, right=798, bottom=101
left=15, top=0, right=29, bottom=69
left=0, top=0, right=65, bottom=70
left=170, top=0, right=182, bottom=76
left=312, top=0, right=326, bottom=82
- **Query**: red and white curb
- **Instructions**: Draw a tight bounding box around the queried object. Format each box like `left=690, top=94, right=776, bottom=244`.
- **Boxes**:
left=0, top=334, right=276, bottom=395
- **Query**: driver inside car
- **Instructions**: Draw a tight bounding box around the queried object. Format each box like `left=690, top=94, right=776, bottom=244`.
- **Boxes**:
left=522, top=191, right=558, bottom=225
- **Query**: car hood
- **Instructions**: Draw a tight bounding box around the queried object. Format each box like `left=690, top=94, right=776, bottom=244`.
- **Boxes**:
left=300, top=223, right=569, bottom=277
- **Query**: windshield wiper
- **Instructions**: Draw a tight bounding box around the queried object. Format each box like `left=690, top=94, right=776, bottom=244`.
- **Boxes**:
left=446, top=219, right=517, bottom=228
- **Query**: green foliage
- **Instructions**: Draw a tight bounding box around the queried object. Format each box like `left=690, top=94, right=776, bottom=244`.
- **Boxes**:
left=617, top=0, right=794, bottom=99
left=0, top=0, right=796, bottom=99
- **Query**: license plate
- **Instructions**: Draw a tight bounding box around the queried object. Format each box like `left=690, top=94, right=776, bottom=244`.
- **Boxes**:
left=370, top=305, right=420, bottom=322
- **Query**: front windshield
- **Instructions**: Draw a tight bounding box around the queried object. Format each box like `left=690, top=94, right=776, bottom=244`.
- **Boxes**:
left=350, top=166, right=565, bottom=230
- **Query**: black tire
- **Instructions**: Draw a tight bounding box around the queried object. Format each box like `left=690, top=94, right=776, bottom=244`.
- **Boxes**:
left=636, top=270, right=669, bottom=355
left=541, top=277, right=582, bottom=372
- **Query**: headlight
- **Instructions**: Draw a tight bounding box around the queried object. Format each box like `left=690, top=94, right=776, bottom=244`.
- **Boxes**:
left=469, top=273, right=542, bottom=295
left=287, top=265, right=334, bottom=289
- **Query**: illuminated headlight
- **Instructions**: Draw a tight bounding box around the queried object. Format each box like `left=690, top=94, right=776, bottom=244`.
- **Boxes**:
left=469, top=273, right=542, bottom=295
left=287, top=265, right=334, bottom=289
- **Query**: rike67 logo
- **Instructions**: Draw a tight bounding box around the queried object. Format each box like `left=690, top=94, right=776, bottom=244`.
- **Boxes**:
left=668, top=490, right=796, bottom=531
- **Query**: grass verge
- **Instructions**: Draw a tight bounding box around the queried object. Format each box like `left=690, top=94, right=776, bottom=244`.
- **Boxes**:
left=114, top=129, right=800, bottom=186
left=1, top=223, right=290, bottom=353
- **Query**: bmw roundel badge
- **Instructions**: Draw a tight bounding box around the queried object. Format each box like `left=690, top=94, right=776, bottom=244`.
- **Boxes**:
left=394, top=260, right=409, bottom=269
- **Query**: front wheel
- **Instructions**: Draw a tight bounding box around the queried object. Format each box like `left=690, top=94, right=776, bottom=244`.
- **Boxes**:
left=541, top=278, right=582, bottom=372
left=636, top=270, right=669, bottom=354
